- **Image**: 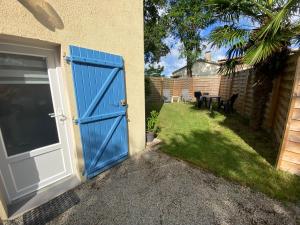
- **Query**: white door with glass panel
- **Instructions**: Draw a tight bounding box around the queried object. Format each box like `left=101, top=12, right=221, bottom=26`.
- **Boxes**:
left=0, top=44, right=73, bottom=203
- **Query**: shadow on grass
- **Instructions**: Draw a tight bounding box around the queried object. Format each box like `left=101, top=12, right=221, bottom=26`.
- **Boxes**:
left=160, top=129, right=300, bottom=202
left=219, top=112, right=279, bottom=166
left=189, top=104, right=278, bottom=166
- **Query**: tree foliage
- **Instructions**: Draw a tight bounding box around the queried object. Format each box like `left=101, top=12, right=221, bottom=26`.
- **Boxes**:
left=208, top=0, right=300, bottom=129
left=208, top=0, right=300, bottom=76
left=168, top=0, right=215, bottom=76
left=145, top=64, right=165, bottom=77
left=144, top=0, right=170, bottom=63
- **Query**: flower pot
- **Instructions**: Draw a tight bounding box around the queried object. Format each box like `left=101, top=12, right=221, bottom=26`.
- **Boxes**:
left=146, top=131, right=155, bottom=142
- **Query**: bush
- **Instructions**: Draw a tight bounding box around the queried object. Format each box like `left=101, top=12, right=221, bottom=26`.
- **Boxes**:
left=146, top=110, right=159, bottom=132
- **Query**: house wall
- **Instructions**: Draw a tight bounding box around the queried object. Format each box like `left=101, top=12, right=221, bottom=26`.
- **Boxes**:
left=172, top=61, right=219, bottom=77
left=0, top=0, right=144, bottom=219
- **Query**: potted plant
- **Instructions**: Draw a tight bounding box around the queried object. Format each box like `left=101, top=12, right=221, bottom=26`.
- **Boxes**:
left=146, top=110, right=159, bottom=142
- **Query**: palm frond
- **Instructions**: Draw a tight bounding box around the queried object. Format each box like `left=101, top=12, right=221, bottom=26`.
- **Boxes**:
left=244, top=38, right=284, bottom=65
left=247, top=0, right=274, bottom=18
left=218, top=58, right=242, bottom=76
left=258, top=0, right=300, bottom=39
left=210, top=25, right=250, bottom=48
left=209, top=0, right=300, bottom=72
left=226, top=41, right=247, bottom=59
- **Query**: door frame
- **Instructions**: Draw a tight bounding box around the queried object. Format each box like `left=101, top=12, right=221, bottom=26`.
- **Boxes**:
left=0, top=42, right=76, bottom=204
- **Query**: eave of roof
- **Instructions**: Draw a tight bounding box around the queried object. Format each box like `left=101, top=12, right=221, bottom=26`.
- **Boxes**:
left=172, top=58, right=219, bottom=75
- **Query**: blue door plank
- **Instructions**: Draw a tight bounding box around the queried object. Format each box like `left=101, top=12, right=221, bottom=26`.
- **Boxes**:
left=87, top=115, right=123, bottom=173
left=78, top=111, right=126, bottom=124
left=82, top=68, right=120, bottom=118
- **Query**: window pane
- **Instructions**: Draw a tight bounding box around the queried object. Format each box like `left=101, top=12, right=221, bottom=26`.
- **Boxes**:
left=0, top=53, right=59, bottom=156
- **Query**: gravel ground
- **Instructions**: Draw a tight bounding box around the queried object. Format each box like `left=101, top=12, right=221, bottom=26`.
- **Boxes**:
left=5, top=147, right=300, bottom=225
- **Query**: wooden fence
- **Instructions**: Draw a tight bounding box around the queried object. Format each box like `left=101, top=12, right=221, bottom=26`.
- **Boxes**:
left=217, top=56, right=297, bottom=147
left=263, top=56, right=298, bottom=143
left=146, top=75, right=221, bottom=102
left=276, top=54, right=300, bottom=175
left=219, top=69, right=254, bottom=117
left=145, top=75, right=221, bottom=116
left=212, top=55, right=300, bottom=175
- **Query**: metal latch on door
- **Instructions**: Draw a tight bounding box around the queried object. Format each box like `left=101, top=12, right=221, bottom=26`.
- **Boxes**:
left=120, top=99, right=127, bottom=106
left=48, top=112, right=67, bottom=122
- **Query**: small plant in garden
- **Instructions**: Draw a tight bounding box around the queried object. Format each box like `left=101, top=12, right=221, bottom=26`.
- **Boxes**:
left=146, top=110, right=159, bottom=142
left=147, top=110, right=159, bottom=132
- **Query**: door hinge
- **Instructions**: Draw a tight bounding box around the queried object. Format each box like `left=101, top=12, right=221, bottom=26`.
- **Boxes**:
left=72, top=117, right=79, bottom=125
left=64, top=55, right=71, bottom=64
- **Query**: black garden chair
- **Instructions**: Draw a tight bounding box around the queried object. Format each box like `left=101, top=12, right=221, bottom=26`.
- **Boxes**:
left=219, top=94, right=239, bottom=113
left=194, top=91, right=203, bottom=108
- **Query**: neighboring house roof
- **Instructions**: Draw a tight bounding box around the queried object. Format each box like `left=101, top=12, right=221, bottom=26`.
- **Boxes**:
left=172, top=59, right=219, bottom=74
left=171, top=58, right=220, bottom=78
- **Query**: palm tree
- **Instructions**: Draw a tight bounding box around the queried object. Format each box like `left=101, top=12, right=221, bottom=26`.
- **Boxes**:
left=208, top=0, right=300, bottom=129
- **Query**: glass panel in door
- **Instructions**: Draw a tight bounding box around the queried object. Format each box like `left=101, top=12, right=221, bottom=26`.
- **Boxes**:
left=0, top=53, right=59, bottom=156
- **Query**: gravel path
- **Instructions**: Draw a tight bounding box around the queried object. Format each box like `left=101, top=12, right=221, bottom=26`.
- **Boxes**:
left=6, top=148, right=299, bottom=225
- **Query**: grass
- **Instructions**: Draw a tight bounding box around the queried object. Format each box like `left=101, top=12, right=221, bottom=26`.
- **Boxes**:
left=157, top=103, right=300, bottom=202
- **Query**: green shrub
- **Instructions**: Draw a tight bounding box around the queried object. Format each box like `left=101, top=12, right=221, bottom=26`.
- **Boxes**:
left=146, top=110, right=159, bottom=132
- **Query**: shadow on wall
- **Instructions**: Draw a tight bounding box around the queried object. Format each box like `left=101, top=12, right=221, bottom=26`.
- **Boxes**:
left=18, top=0, right=64, bottom=31
left=145, top=77, right=164, bottom=117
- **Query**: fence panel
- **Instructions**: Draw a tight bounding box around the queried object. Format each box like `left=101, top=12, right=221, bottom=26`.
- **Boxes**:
left=277, top=54, right=300, bottom=175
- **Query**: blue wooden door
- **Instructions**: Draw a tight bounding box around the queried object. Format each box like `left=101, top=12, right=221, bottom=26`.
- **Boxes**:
left=67, top=45, right=129, bottom=178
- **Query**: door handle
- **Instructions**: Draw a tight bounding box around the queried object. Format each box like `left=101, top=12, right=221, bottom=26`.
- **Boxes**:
left=120, top=99, right=127, bottom=107
left=48, top=113, right=67, bottom=121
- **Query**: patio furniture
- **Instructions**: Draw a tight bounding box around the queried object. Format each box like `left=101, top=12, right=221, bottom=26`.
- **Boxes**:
left=194, top=91, right=203, bottom=108
left=219, top=94, right=239, bottom=113
left=202, top=95, right=221, bottom=110
left=202, top=93, right=209, bottom=107
left=181, top=89, right=192, bottom=102
left=163, top=89, right=171, bottom=103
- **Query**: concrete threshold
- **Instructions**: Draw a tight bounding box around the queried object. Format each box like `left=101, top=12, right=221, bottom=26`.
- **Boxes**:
left=7, top=176, right=80, bottom=220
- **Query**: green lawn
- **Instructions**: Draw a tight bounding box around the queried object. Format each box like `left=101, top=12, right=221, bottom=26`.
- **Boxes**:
left=157, top=103, right=300, bottom=202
